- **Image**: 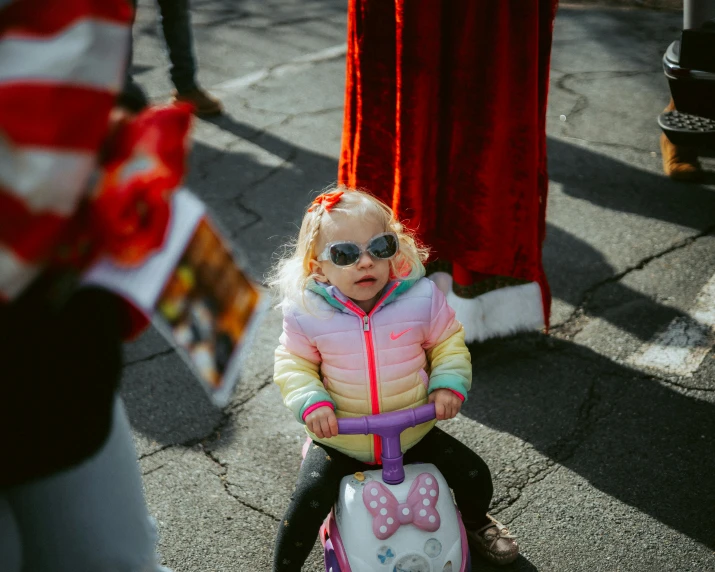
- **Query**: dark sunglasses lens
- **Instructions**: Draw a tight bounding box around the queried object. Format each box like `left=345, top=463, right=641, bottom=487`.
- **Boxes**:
left=368, top=234, right=398, bottom=259
left=330, top=243, right=361, bottom=266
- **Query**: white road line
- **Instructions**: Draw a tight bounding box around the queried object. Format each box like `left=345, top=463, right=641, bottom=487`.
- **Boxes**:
left=213, top=69, right=269, bottom=92
left=629, top=273, right=715, bottom=377
left=291, top=43, right=348, bottom=64
left=212, top=43, right=347, bottom=93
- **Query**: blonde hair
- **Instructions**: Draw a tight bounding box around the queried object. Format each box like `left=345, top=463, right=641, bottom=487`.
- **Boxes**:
left=268, top=185, right=429, bottom=308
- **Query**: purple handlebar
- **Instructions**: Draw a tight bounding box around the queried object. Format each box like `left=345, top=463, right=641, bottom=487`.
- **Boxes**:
left=337, top=404, right=436, bottom=485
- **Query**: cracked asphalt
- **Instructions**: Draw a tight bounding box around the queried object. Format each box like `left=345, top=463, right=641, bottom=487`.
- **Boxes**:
left=124, top=2, right=715, bottom=571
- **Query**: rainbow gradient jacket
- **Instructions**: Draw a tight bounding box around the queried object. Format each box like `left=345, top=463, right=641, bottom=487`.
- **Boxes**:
left=274, top=271, right=472, bottom=463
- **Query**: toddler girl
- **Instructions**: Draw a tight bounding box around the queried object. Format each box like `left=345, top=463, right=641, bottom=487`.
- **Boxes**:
left=270, top=187, right=518, bottom=570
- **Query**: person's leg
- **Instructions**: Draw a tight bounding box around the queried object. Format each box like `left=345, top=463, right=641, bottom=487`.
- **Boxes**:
left=660, top=103, right=702, bottom=182
left=122, top=28, right=149, bottom=114
left=5, top=398, right=171, bottom=572
left=122, top=0, right=147, bottom=112
left=155, top=0, right=197, bottom=94
left=273, top=442, right=365, bottom=572
left=0, top=496, right=22, bottom=572
left=407, top=427, right=518, bottom=566
left=155, top=0, right=222, bottom=115
left=406, top=427, right=492, bottom=528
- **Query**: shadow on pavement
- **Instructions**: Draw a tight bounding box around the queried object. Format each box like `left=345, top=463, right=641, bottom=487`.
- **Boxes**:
left=545, top=136, right=715, bottom=344
left=463, top=334, right=715, bottom=549
left=544, top=224, right=701, bottom=345
left=548, top=137, right=715, bottom=230
left=205, top=113, right=339, bottom=172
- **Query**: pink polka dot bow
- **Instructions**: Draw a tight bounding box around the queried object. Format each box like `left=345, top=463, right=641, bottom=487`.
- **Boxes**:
left=362, top=473, right=441, bottom=540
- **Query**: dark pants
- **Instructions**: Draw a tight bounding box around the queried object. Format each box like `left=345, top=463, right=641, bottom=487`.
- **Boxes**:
left=273, top=427, right=493, bottom=572
left=0, top=281, right=122, bottom=488
left=127, top=0, right=198, bottom=95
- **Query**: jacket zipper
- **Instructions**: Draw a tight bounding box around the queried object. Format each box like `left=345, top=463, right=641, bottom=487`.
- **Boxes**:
left=338, top=283, right=399, bottom=464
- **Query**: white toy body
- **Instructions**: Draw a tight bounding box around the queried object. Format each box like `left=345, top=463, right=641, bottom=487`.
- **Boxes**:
left=327, top=464, right=468, bottom=572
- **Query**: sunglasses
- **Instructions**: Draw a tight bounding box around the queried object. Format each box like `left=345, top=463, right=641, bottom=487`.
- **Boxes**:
left=317, top=232, right=399, bottom=267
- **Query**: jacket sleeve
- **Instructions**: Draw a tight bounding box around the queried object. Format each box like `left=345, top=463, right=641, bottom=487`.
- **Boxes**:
left=274, top=307, right=336, bottom=423
left=423, top=282, right=472, bottom=401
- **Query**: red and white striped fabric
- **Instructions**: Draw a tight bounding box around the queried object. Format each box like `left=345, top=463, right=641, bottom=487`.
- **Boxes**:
left=0, top=0, right=132, bottom=302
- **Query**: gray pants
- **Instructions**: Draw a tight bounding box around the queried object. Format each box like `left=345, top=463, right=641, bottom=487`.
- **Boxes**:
left=0, top=398, right=171, bottom=572
left=128, top=0, right=198, bottom=94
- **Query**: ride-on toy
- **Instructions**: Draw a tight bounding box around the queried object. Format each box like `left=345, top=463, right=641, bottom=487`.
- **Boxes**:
left=319, top=404, right=471, bottom=572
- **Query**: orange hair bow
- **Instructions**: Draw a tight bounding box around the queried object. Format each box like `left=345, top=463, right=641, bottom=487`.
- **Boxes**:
left=308, top=190, right=344, bottom=213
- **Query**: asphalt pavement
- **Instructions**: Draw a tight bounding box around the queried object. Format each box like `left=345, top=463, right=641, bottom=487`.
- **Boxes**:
left=124, top=2, right=715, bottom=570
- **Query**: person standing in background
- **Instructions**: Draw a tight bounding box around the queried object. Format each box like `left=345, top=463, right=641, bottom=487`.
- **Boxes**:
left=339, top=0, right=558, bottom=344
left=127, top=0, right=223, bottom=116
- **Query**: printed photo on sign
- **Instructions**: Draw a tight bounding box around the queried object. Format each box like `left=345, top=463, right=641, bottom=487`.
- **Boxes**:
left=156, top=218, right=261, bottom=393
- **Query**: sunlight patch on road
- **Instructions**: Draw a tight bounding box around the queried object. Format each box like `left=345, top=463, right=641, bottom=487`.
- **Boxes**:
left=629, top=273, right=715, bottom=377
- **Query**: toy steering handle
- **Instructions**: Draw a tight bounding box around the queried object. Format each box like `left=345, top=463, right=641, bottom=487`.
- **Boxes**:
left=336, top=403, right=436, bottom=485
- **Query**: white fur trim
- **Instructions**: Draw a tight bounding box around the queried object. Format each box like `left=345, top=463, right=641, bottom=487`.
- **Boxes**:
left=428, top=274, right=545, bottom=343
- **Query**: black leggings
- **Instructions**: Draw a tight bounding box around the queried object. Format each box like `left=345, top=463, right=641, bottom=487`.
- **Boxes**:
left=273, top=427, right=493, bottom=572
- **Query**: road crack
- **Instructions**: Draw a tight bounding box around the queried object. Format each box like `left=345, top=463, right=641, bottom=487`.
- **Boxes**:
left=651, top=374, right=715, bottom=393
left=552, top=226, right=715, bottom=340
left=227, top=370, right=274, bottom=412
left=553, top=70, right=654, bottom=123
left=490, top=354, right=618, bottom=515
left=124, top=348, right=175, bottom=367
left=554, top=134, right=657, bottom=155
left=138, top=443, right=174, bottom=460
left=142, top=463, right=166, bottom=477
left=203, top=448, right=280, bottom=522
left=491, top=454, right=561, bottom=515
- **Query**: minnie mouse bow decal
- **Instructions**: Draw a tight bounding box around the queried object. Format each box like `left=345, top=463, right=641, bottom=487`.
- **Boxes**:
left=362, top=473, right=440, bottom=540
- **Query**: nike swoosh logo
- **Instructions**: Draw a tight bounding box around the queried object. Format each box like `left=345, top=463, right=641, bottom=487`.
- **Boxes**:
left=390, top=328, right=412, bottom=341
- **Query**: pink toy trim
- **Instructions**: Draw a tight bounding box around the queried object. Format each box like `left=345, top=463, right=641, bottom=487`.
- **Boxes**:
left=327, top=511, right=353, bottom=572
left=301, top=437, right=312, bottom=460
left=457, top=509, right=469, bottom=571
left=319, top=522, right=328, bottom=547
left=302, top=401, right=335, bottom=421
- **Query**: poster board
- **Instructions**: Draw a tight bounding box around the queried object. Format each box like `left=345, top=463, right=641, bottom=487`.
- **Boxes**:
left=83, top=189, right=265, bottom=406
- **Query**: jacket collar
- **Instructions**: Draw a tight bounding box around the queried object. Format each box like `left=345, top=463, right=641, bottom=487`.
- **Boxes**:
left=306, top=262, right=425, bottom=314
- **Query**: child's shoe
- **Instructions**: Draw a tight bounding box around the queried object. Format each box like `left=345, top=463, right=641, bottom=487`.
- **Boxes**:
left=466, top=515, right=519, bottom=565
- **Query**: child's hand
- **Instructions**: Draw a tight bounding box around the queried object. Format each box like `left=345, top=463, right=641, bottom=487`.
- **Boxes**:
left=305, top=406, right=339, bottom=439
left=429, top=388, right=463, bottom=420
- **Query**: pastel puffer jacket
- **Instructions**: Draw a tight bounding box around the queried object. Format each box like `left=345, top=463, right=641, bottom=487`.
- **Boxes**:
left=274, top=273, right=472, bottom=464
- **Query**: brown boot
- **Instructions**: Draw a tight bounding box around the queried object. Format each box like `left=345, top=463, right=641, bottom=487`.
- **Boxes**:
left=660, top=99, right=702, bottom=182
left=172, top=88, right=223, bottom=117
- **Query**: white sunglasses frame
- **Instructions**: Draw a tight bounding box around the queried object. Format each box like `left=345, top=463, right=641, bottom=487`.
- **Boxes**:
left=316, top=231, right=400, bottom=267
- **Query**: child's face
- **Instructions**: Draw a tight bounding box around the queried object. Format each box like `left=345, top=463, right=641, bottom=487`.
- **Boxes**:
left=311, top=212, right=392, bottom=313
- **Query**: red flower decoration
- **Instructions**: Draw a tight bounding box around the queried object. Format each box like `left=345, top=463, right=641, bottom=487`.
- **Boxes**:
left=308, top=190, right=344, bottom=213
left=90, top=103, right=193, bottom=266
